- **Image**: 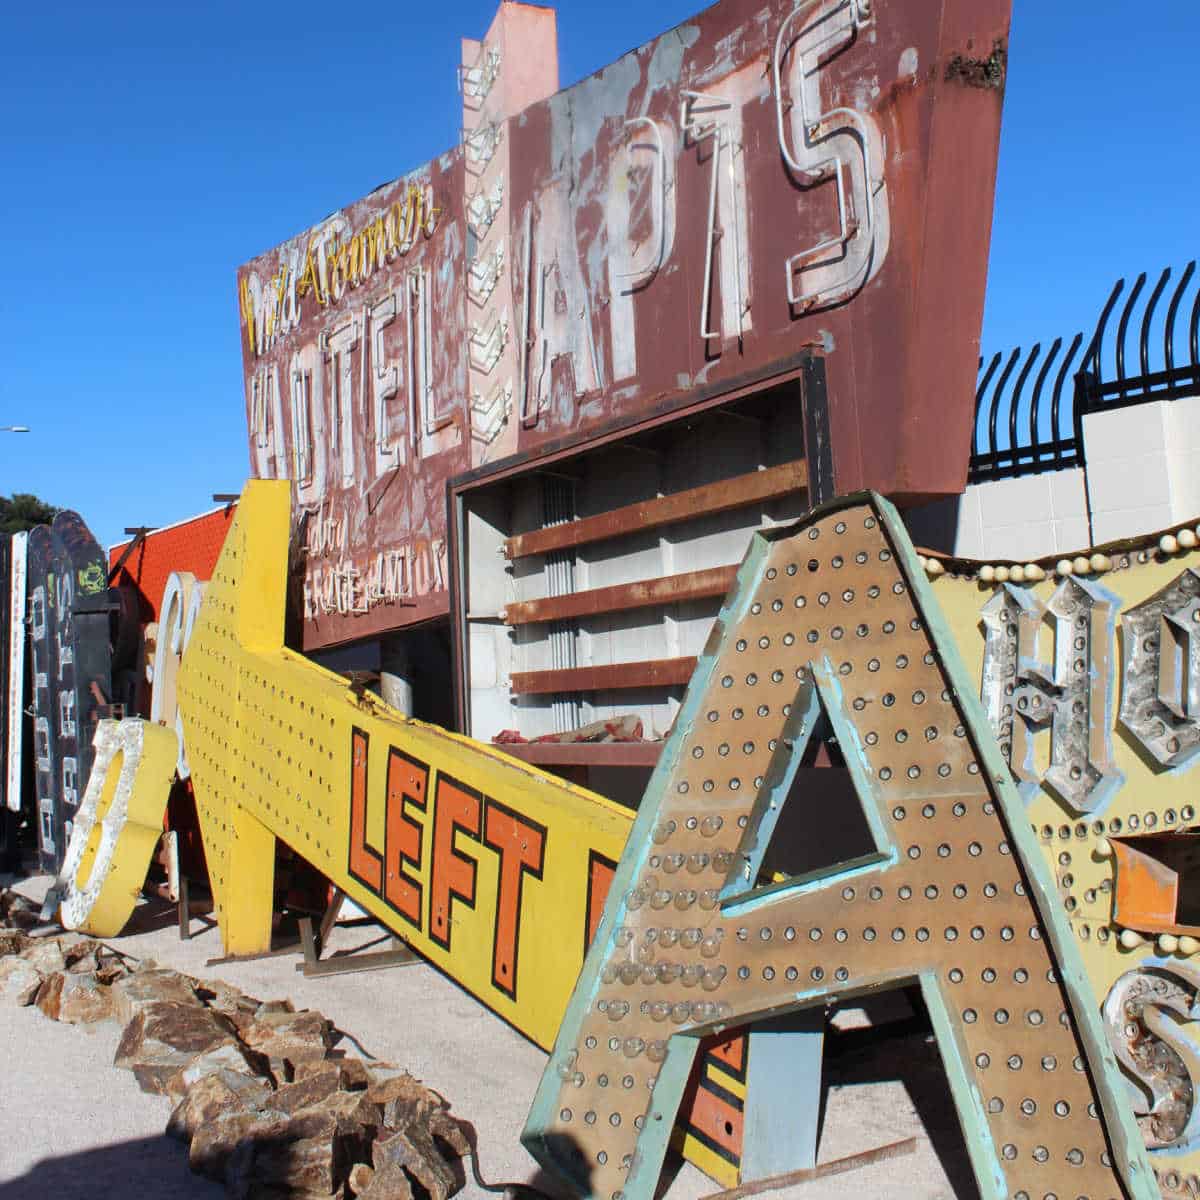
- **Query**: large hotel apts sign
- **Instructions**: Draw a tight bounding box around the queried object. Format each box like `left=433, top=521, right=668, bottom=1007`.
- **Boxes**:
left=238, top=0, right=1011, bottom=651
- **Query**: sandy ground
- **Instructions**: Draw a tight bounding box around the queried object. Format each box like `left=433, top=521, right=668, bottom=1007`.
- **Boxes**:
left=0, top=872, right=974, bottom=1200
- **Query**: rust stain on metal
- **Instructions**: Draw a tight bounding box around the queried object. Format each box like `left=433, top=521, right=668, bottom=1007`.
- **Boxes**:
left=238, top=0, right=1013, bottom=650
left=500, top=742, right=664, bottom=768
left=503, top=461, right=807, bottom=560
left=510, top=657, right=698, bottom=695
left=698, top=1137, right=919, bottom=1200
left=502, top=566, right=738, bottom=626
left=945, top=39, right=1008, bottom=90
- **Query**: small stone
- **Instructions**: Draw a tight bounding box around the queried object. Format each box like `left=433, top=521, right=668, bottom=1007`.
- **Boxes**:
left=35, top=971, right=114, bottom=1024
left=0, top=957, right=44, bottom=1005
left=978, top=564, right=995, bottom=583
left=1161, top=534, right=1180, bottom=556
left=1055, top=558, right=1073, bottom=577
left=95, top=960, right=131, bottom=986
left=1072, top=555, right=1091, bottom=575
left=1180, top=528, right=1199, bottom=550
left=255, top=998, right=296, bottom=1016
left=111, top=967, right=201, bottom=1025
left=348, top=1162, right=376, bottom=1195
left=114, top=1001, right=236, bottom=1094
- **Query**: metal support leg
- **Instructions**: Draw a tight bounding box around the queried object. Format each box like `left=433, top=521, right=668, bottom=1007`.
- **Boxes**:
left=178, top=874, right=190, bottom=941
left=740, top=1010, right=826, bottom=1181
left=296, top=888, right=423, bottom=978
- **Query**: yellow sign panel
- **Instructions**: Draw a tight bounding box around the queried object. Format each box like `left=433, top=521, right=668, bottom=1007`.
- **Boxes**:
left=177, top=480, right=630, bottom=1046
left=57, top=718, right=178, bottom=938
left=932, top=545, right=1200, bottom=1182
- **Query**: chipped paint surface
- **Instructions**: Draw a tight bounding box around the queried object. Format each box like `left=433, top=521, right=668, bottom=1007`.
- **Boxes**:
left=239, top=0, right=1011, bottom=650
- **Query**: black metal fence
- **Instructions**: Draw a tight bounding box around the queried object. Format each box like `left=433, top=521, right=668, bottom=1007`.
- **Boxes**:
left=969, top=260, right=1200, bottom=483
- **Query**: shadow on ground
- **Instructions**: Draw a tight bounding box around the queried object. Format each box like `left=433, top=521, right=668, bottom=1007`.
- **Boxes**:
left=0, top=1134, right=222, bottom=1200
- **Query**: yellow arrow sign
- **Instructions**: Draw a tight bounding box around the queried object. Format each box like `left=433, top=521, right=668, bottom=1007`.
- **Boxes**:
left=177, top=479, right=632, bottom=1046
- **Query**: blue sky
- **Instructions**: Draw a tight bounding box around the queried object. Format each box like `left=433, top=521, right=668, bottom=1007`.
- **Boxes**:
left=1, top=1, right=1195, bottom=548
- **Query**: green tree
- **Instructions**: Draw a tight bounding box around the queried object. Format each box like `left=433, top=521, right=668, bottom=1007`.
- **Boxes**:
left=0, top=493, right=60, bottom=535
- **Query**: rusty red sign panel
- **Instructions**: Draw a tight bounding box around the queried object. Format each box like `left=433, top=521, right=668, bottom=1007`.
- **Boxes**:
left=238, top=0, right=1011, bottom=651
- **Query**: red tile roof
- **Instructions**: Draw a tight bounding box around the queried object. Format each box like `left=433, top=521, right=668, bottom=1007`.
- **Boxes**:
left=109, top=505, right=237, bottom=621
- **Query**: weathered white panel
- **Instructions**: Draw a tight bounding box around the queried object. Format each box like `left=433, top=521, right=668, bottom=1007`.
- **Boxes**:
left=6, top=532, right=27, bottom=813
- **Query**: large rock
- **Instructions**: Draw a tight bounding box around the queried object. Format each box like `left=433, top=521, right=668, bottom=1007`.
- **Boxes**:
left=300, top=1089, right=384, bottom=1134
left=0, top=957, right=43, bottom=1005
left=365, top=1074, right=468, bottom=1200
left=228, top=1130, right=343, bottom=1196
left=240, top=1009, right=334, bottom=1078
left=297, top=1054, right=370, bottom=1091
left=20, top=938, right=66, bottom=975
left=372, top=1125, right=458, bottom=1200
left=111, top=967, right=200, bottom=1024
left=35, top=971, right=114, bottom=1024
left=114, top=1001, right=236, bottom=1094
left=195, top=1103, right=370, bottom=1198
left=58, top=933, right=102, bottom=966
left=0, top=891, right=43, bottom=930
left=358, top=1162, right=415, bottom=1200
left=269, top=1066, right=343, bottom=1115
left=189, top=1110, right=291, bottom=1181
left=0, top=931, right=30, bottom=957
left=166, top=1069, right=273, bottom=1142
left=194, top=977, right=251, bottom=1013
left=164, top=1039, right=273, bottom=1102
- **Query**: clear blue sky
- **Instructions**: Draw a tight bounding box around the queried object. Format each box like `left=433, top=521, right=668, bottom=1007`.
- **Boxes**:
left=1, top=1, right=1196, bottom=548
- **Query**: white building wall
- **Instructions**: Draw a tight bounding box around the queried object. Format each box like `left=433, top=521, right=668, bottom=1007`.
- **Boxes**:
left=1082, top=394, right=1200, bottom=543
left=906, top=469, right=1089, bottom=561
left=907, top=394, right=1200, bottom=561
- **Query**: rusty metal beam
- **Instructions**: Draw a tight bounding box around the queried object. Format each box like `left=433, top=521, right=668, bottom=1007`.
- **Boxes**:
left=509, top=657, right=697, bottom=695
left=503, top=461, right=807, bottom=560
left=698, top=1138, right=919, bottom=1200
left=502, top=566, right=738, bottom=626
left=499, top=742, right=663, bottom=768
